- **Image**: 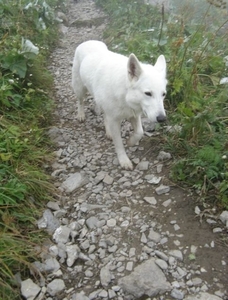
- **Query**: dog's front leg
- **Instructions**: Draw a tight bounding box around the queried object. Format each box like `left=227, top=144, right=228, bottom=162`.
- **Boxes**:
left=106, top=117, right=133, bottom=170
left=127, top=115, right=144, bottom=146
left=77, top=97, right=85, bottom=122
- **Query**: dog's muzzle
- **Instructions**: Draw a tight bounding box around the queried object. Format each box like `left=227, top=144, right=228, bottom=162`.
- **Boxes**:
left=156, top=114, right=167, bottom=123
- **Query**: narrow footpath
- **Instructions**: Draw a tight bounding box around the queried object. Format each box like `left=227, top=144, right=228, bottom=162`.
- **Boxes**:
left=21, top=1, right=228, bottom=299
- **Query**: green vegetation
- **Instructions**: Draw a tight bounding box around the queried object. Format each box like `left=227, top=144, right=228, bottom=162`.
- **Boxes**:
left=95, top=0, right=228, bottom=208
left=0, top=0, right=65, bottom=298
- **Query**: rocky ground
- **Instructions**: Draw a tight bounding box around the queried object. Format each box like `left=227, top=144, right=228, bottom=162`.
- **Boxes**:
left=20, top=0, right=228, bottom=299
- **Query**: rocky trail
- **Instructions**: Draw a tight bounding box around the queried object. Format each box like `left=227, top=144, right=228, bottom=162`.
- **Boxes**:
left=20, top=1, right=228, bottom=299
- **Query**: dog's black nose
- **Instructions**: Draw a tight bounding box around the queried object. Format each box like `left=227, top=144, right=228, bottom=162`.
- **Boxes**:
left=156, top=115, right=166, bottom=123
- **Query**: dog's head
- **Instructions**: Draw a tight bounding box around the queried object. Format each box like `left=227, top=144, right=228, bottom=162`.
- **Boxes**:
left=126, top=53, right=167, bottom=123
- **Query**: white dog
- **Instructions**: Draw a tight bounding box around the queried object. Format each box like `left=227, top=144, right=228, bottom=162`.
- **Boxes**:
left=72, top=40, right=167, bottom=170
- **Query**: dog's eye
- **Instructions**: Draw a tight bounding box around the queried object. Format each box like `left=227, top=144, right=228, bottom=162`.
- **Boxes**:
left=145, top=92, right=152, bottom=97
left=162, top=92, right=166, bottom=97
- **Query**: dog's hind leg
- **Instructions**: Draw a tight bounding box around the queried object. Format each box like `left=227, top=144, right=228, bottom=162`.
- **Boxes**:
left=76, top=89, right=87, bottom=122
left=72, top=59, right=87, bottom=122
left=106, top=117, right=133, bottom=170
left=104, top=114, right=112, bottom=140
left=127, top=115, right=144, bottom=146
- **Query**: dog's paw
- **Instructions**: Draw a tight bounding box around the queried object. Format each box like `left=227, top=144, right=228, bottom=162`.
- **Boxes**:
left=77, top=113, right=85, bottom=122
left=118, top=155, right=133, bottom=170
left=106, top=133, right=113, bottom=140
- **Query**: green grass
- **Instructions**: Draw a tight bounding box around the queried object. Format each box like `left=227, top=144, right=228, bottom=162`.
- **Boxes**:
left=0, top=0, right=66, bottom=298
left=95, top=0, right=228, bottom=208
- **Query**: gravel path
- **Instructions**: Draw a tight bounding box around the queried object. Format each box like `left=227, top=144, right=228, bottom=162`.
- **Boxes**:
left=20, top=1, right=228, bottom=299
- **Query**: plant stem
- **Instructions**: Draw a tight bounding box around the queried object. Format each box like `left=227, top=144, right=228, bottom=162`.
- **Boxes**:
left=157, top=4, right=165, bottom=48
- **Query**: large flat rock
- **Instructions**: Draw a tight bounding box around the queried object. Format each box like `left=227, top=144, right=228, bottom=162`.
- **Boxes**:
left=118, top=258, right=171, bottom=298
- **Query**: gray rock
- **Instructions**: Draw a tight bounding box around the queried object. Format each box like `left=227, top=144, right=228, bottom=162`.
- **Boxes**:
left=53, top=225, right=71, bottom=244
left=146, top=175, right=162, bottom=184
left=74, top=292, right=90, bottom=300
left=137, top=161, right=149, bottom=170
left=219, top=210, right=228, bottom=227
left=171, top=288, right=184, bottom=299
left=21, top=278, right=41, bottom=300
left=107, top=218, right=116, bottom=227
left=169, top=250, right=183, bottom=261
left=126, top=261, right=134, bottom=271
left=42, top=257, right=60, bottom=273
left=192, top=277, right=203, bottom=286
left=129, top=248, right=136, bottom=257
left=195, top=206, right=201, bottom=215
left=85, top=269, right=94, bottom=277
left=174, top=224, right=180, bottom=231
left=108, top=289, right=116, bottom=299
left=86, top=216, right=99, bottom=229
left=47, top=201, right=60, bottom=211
left=157, top=164, right=163, bottom=173
left=155, top=250, right=168, bottom=261
left=61, top=172, right=89, bottom=193
left=47, top=279, right=65, bottom=296
left=118, top=258, right=171, bottom=297
left=141, top=232, right=148, bottom=243
left=89, top=290, right=102, bottom=299
left=100, top=265, right=112, bottom=287
left=162, top=199, right=172, bottom=207
left=66, top=244, right=80, bottom=267
left=148, top=229, right=161, bottom=243
left=37, top=209, right=60, bottom=234
left=177, top=266, right=187, bottom=278
left=98, top=290, right=108, bottom=297
left=155, top=258, right=168, bottom=270
left=155, top=184, right=170, bottom=195
left=184, top=292, right=223, bottom=300
left=53, top=209, right=67, bottom=218
left=103, top=174, right=114, bottom=184
left=143, top=196, right=157, bottom=205
left=80, top=239, right=90, bottom=250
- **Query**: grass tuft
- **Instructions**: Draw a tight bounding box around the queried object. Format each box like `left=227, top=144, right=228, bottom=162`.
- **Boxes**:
left=0, top=0, right=66, bottom=298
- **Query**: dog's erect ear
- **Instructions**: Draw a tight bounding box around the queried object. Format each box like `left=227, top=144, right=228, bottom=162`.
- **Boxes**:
left=154, top=55, right=166, bottom=75
left=127, top=54, right=142, bottom=81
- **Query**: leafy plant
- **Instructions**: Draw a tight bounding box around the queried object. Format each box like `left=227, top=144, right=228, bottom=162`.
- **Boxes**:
left=0, top=0, right=65, bottom=298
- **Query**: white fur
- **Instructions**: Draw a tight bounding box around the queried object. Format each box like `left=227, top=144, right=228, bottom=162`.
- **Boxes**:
left=72, top=40, right=167, bottom=170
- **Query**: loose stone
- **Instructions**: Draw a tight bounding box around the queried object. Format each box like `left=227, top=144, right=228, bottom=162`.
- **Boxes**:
left=21, top=279, right=41, bottom=300
left=148, top=229, right=161, bottom=243
left=143, top=196, right=157, bottom=205
left=53, top=225, right=71, bottom=244
left=169, top=250, right=183, bottom=261
left=107, top=218, right=117, bottom=227
left=100, top=265, right=112, bottom=287
left=155, top=259, right=168, bottom=270
left=171, top=288, right=184, bottom=299
left=155, top=184, right=170, bottom=195
left=47, top=279, right=65, bottom=296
